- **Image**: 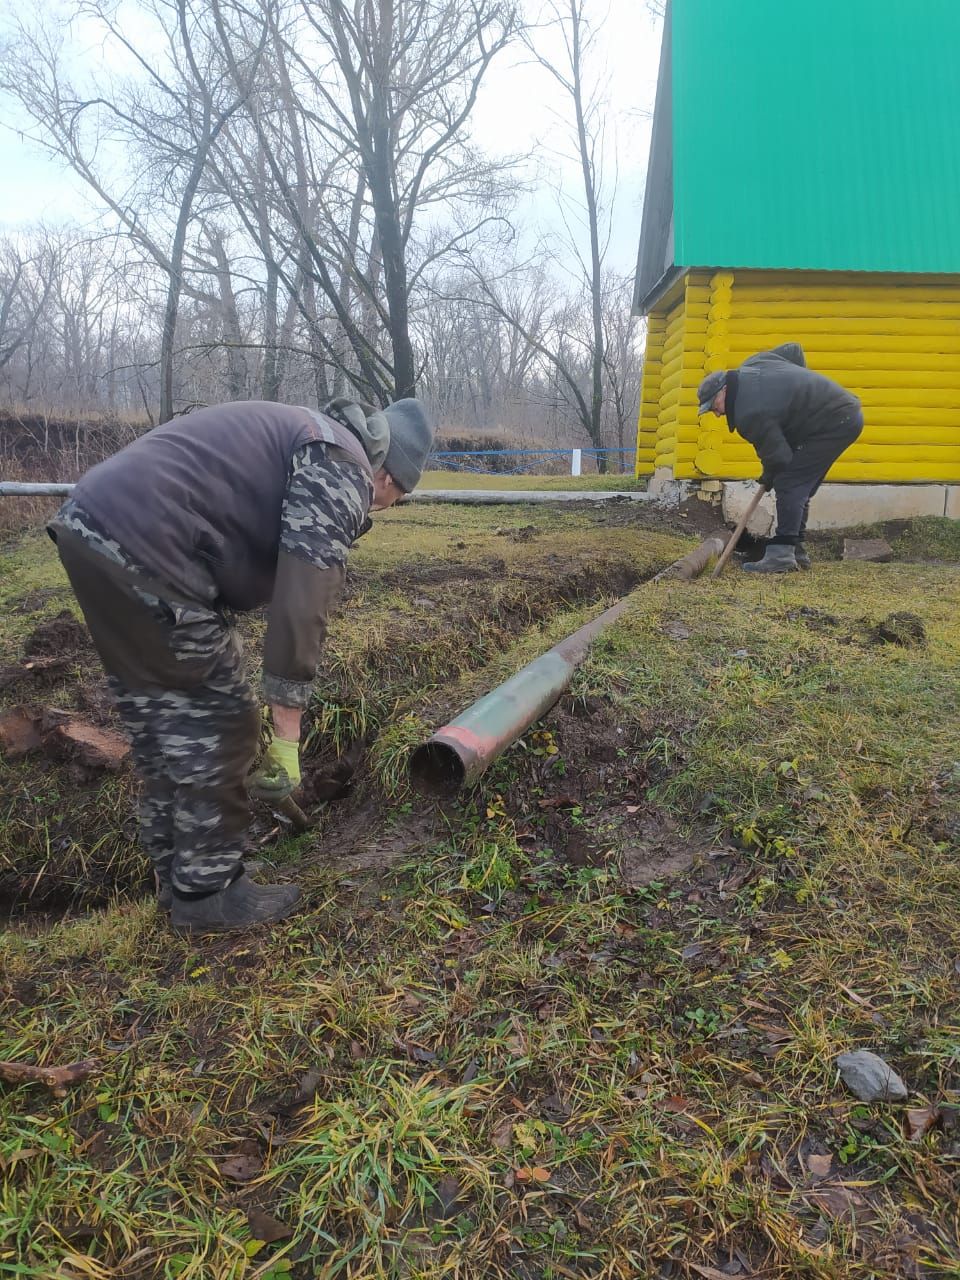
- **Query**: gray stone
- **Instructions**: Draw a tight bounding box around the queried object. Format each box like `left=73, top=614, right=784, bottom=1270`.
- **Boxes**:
left=836, top=1050, right=908, bottom=1102
left=842, top=538, right=893, bottom=563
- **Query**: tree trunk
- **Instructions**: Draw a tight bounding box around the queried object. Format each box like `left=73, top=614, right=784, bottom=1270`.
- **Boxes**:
left=160, top=138, right=211, bottom=423
left=569, top=0, right=606, bottom=471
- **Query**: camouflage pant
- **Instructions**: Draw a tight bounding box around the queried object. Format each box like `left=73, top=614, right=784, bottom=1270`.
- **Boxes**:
left=51, top=501, right=260, bottom=896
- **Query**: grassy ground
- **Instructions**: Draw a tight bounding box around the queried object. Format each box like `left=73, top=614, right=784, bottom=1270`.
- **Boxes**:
left=416, top=471, right=644, bottom=491
left=1, top=509, right=959, bottom=1278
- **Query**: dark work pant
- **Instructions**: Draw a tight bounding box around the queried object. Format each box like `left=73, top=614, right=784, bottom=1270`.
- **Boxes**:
left=55, top=530, right=260, bottom=896
left=773, top=412, right=864, bottom=542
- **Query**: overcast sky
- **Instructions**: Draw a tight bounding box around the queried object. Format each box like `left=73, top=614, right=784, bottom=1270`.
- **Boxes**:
left=0, top=2, right=663, bottom=275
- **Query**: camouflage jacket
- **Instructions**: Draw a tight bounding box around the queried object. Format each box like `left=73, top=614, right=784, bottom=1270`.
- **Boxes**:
left=261, top=440, right=373, bottom=707
left=50, top=401, right=380, bottom=710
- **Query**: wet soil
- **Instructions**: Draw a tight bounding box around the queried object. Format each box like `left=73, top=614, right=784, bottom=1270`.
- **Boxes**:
left=24, top=610, right=92, bottom=658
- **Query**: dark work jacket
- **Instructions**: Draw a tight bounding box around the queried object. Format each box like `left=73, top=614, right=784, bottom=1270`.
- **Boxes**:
left=63, top=401, right=373, bottom=611
left=727, top=343, right=862, bottom=476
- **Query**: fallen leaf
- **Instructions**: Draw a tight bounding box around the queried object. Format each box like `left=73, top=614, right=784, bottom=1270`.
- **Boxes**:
left=0, top=1147, right=40, bottom=1172
left=491, top=1115, right=514, bottom=1149
left=430, top=1174, right=462, bottom=1219
left=573, top=1203, right=591, bottom=1231
left=349, top=1041, right=364, bottom=1061
left=806, top=1153, right=833, bottom=1178
left=837, top=983, right=875, bottom=1010
left=515, top=1165, right=551, bottom=1183
left=625, top=804, right=642, bottom=815
left=537, top=794, right=579, bottom=810
left=291, top=1069, right=322, bottom=1105
left=395, top=1035, right=438, bottom=1063
left=246, top=1207, right=292, bottom=1242
left=806, top=1186, right=865, bottom=1222
left=220, top=1153, right=263, bottom=1183
left=689, top=1265, right=743, bottom=1280
left=906, top=1105, right=939, bottom=1140
left=681, top=942, right=705, bottom=961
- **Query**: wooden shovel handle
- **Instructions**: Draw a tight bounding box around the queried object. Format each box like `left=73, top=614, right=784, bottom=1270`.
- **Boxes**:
left=276, top=794, right=312, bottom=832
left=712, top=486, right=769, bottom=579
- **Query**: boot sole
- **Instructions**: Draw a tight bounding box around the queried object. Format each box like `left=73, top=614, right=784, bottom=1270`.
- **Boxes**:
left=742, top=565, right=800, bottom=574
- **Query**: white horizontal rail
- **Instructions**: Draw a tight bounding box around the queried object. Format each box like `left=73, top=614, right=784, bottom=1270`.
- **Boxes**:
left=0, top=482, right=75, bottom=495
left=1, top=480, right=652, bottom=505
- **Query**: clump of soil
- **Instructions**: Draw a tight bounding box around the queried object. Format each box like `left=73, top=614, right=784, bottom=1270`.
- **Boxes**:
left=24, top=610, right=91, bottom=658
left=873, top=611, right=926, bottom=648
left=495, top=523, right=539, bottom=542
left=785, top=605, right=928, bottom=651
left=0, top=611, right=96, bottom=692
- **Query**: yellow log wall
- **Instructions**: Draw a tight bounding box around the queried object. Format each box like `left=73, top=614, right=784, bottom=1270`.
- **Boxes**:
left=635, top=270, right=960, bottom=483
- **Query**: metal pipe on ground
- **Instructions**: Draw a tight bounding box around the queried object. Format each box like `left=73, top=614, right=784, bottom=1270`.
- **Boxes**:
left=409, top=536, right=727, bottom=797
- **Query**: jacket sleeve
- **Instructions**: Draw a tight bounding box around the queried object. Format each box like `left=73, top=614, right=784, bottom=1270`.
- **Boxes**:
left=262, top=443, right=373, bottom=708
left=734, top=411, right=795, bottom=478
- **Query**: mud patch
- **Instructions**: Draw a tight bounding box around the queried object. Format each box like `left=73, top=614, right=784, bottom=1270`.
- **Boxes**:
left=490, top=694, right=718, bottom=888
left=374, top=559, right=508, bottom=589
left=618, top=811, right=712, bottom=887
left=784, top=605, right=842, bottom=633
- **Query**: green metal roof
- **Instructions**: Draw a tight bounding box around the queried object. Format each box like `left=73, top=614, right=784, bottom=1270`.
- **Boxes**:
left=635, top=0, right=960, bottom=310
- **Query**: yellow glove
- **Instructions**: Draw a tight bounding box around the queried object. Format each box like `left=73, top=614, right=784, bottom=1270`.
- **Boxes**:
left=249, top=736, right=301, bottom=801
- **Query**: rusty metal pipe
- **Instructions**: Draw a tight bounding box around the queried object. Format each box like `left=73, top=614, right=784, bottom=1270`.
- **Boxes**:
left=409, top=536, right=727, bottom=796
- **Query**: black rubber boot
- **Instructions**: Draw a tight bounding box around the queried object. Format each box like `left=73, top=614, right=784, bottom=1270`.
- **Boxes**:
left=795, top=543, right=811, bottom=570
left=170, top=873, right=300, bottom=933
left=743, top=544, right=799, bottom=574
left=156, top=860, right=264, bottom=911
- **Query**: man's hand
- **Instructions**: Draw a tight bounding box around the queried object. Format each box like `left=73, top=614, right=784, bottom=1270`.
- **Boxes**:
left=249, top=735, right=301, bottom=802
left=249, top=705, right=302, bottom=802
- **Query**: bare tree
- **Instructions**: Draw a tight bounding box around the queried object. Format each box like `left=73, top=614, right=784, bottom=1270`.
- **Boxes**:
left=524, top=0, right=611, bottom=465
left=0, top=240, right=57, bottom=375
left=0, top=0, right=267, bottom=421
left=208, top=0, right=519, bottom=401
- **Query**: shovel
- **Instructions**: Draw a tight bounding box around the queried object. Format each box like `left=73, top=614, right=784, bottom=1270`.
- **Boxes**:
left=712, top=486, right=769, bottom=579
left=275, top=794, right=312, bottom=833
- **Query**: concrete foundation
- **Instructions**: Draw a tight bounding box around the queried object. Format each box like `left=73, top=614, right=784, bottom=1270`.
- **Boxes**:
left=719, top=481, right=958, bottom=535
left=647, top=468, right=693, bottom=506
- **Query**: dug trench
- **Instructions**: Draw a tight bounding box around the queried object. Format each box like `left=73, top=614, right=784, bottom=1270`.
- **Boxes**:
left=0, top=520, right=691, bottom=913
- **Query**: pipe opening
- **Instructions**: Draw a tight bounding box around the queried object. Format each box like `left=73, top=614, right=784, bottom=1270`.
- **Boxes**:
left=409, top=741, right=467, bottom=797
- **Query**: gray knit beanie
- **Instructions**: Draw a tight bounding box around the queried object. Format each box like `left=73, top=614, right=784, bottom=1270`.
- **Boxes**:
left=383, top=398, right=434, bottom=492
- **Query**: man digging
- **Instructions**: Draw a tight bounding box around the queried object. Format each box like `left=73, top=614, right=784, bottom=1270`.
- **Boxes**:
left=48, top=397, right=434, bottom=933
left=698, top=343, right=863, bottom=572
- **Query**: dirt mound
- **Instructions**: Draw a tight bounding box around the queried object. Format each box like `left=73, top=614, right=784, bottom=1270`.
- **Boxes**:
left=874, top=611, right=926, bottom=647
left=24, top=610, right=90, bottom=658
